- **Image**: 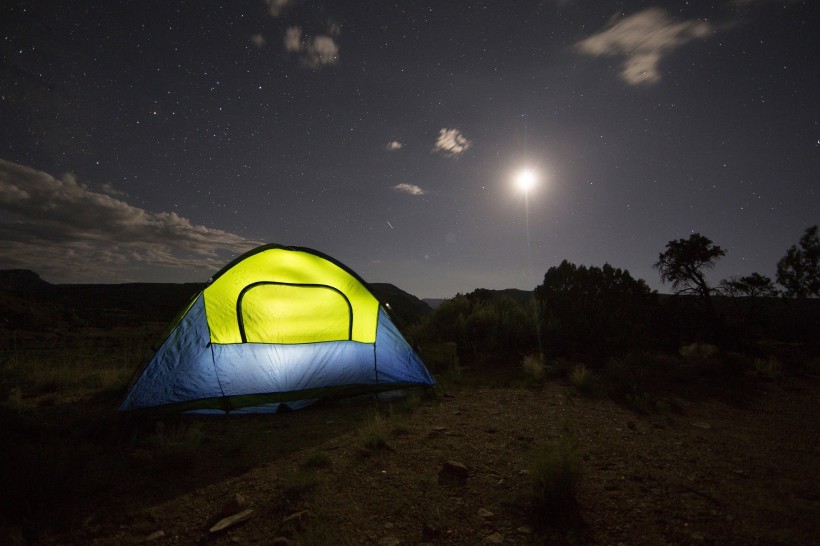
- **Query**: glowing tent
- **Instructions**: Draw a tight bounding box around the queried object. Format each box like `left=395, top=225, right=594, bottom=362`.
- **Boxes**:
left=119, top=245, right=434, bottom=413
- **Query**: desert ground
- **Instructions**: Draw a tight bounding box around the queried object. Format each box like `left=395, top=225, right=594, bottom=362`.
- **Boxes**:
left=1, top=274, right=818, bottom=545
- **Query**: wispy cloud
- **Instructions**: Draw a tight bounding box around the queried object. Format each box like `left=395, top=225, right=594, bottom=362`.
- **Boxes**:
left=250, top=34, right=267, bottom=48
left=393, top=183, right=425, bottom=196
left=575, top=8, right=712, bottom=85
left=284, top=26, right=302, bottom=52
left=433, top=128, right=471, bottom=157
left=0, top=159, right=259, bottom=282
left=284, top=26, right=339, bottom=69
left=264, top=0, right=291, bottom=17
left=386, top=141, right=403, bottom=151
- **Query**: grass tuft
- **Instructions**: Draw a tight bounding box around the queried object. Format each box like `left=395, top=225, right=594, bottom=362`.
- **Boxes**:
left=521, top=353, right=546, bottom=383
left=679, top=343, right=718, bottom=359
left=149, top=420, right=204, bottom=470
left=359, top=412, right=391, bottom=451
left=302, top=450, right=332, bottom=469
left=568, top=363, right=592, bottom=392
left=528, top=435, right=581, bottom=521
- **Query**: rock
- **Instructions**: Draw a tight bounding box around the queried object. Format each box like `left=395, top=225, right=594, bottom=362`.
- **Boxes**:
left=281, top=510, right=313, bottom=529
left=379, top=537, right=401, bottom=546
left=477, top=508, right=494, bottom=518
left=219, top=493, right=247, bottom=517
left=145, top=530, right=165, bottom=541
left=433, top=426, right=447, bottom=432
left=209, top=509, right=254, bottom=533
left=485, top=531, right=504, bottom=543
left=516, top=526, right=533, bottom=534
left=421, top=523, right=442, bottom=540
left=438, top=460, right=469, bottom=485
left=692, top=422, right=712, bottom=430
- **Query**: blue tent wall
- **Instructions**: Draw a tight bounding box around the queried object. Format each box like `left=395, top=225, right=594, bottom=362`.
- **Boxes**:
left=119, top=296, right=434, bottom=413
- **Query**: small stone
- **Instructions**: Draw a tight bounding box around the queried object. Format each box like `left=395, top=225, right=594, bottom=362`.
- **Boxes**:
left=209, top=509, right=254, bottom=533
left=485, top=531, right=504, bottom=543
left=379, top=536, right=401, bottom=546
left=438, top=460, right=469, bottom=485
left=516, top=526, right=533, bottom=534
left=477, top=508, right=494, bottom=518
left=384, top=522, right=394, bottom=529
left=433, top=426, right=447, bottom=432
left=422, top=523, right=442, bottom=540
left=219, top=493, right=247, bottom=518
left=692, top=422, right=711, bottom=430
left=145, top=530, right=165, bottom=541
left=281, top=510, right=313, bottom=529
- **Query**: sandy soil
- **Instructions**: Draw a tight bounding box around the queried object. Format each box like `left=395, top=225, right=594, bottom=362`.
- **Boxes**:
left=34, top=372, right=819, bottom=546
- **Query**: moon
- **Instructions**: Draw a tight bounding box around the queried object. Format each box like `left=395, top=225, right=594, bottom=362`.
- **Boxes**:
left=515, top=168, right=538, bottom=192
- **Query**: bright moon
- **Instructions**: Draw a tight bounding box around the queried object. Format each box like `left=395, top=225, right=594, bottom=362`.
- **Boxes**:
left=515, top=168, right=538, bottom=192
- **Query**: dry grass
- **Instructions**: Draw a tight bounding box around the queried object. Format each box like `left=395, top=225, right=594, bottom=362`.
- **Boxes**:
left=568, top=363, right=592, bottom=392
left=521, top=353, right=545, bottom=382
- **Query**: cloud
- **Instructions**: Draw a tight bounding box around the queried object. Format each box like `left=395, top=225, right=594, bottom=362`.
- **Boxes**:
left=433, top=128, right=471, bottom=157
left=284, top=26, right=302, bottom=52
left=284, top=27, right=339, bottom=69
left=575, top=8, right=712, bottom=85
left=304, top=35, right=339, bottom=69
left=0, top=159, right=259, bottom=282
left=250, top=34, right=267, bottom=48
left=386, top=141, right=403, bottom=151
left=264, top=0, right=291, bottom=17
left=393, top=183, right=425, bottom=196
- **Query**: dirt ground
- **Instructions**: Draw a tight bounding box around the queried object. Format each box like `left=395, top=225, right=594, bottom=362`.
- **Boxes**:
left=8, top=365, right=815, bottom=546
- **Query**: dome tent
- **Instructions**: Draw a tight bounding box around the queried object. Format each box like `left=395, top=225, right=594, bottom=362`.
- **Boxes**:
left=119, top=244, right=435, bottom=413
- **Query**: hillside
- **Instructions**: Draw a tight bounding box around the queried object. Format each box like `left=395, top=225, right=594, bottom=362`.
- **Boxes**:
left=0, top=270, right=431, bottom=331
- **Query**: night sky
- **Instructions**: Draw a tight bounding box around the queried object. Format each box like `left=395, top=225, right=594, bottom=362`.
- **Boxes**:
left=1, top=0, right=818, bottom=299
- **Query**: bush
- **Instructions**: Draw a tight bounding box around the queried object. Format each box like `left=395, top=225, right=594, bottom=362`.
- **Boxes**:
left=535, top=261, right=658, bottom=358
left=679, top=343, right=718, bottom=359
left=149, top=420, right=203, bottom=470
left=529, top=436, right=581, bottom=518
left=521, top=354, right=545, bottom=383
left=568, top=364, right=592, bottom=392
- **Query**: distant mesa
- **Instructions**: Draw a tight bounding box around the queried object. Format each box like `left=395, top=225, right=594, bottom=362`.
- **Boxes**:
left=0, top=269, right=53, bottom=292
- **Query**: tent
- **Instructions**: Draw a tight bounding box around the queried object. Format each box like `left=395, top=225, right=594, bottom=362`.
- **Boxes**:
left=119, top=244, right=435, bottom=413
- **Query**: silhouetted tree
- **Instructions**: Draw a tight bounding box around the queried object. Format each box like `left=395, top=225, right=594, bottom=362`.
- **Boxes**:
left=719, top=273, right=778, bottom=340
left=719, top=273, right=778, bottom=298
left=409, top=291, right=537, bottom=359
left=776, top=225, right=819, bottom=298
left=654, top=234, right=725, bottom=317
left=535, top=260, right=657, bottom=357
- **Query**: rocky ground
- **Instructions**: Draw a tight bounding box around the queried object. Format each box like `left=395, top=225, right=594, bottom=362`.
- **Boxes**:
left=18, top=368, right=817, bottom=546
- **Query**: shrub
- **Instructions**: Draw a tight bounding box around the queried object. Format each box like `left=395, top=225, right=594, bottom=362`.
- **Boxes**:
left=359, top=412, right=391, bottom=451
left=302, top=451, right=332, bottom=469
left=754, top=356, right=782, bottom=379
left=149, top=420, right=203, bottom=470
left=3, top=386, right=23, bottom=411
left=568, top=364, right=592, bottom=392
left=679, top=342, right=718, bottom=359
left=528, top=436, right=581, bottom=518
left=535, top=261, right=658, bottom=358
left=521, top=354, right=545, bottom=382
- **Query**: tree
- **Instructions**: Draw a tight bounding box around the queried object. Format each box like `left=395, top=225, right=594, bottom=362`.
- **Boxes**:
left=535, top=260, right=657, bottom=356
left=654, top=234, right=725, bottom=316
left=776, top=225, right=820, bottom=298
left=719, top=273, right=778, bottom=298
